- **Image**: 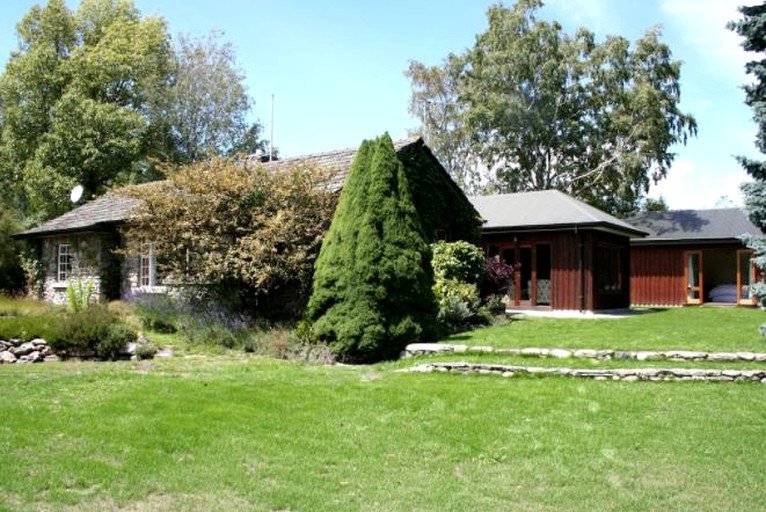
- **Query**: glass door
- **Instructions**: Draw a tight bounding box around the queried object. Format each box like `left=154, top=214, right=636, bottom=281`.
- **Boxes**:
left=684, top=251, right=703, bottom=304
left=738, top=250, right=756, bottom=305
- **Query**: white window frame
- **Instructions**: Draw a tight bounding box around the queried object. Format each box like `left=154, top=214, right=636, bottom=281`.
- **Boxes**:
left=57, top=244, right=72, bottom=282
left=139, top=243, right=156, bottom=287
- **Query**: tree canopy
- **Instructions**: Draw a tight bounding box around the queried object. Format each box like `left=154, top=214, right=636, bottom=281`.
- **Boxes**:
left=0, top=0, right=171, bottom=220
left=306, top=134, right=438, bottom=363
left=406, top=0, right=697, bottom=216
left=0, top=0, right=262, bottom=222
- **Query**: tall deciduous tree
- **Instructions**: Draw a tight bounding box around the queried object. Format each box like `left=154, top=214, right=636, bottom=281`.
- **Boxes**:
left=407, top=0, right=697, bottom=216
left=160, top=31, right=261, bottom=163
left=307, top=134, right=438, bottom=363
left=0, top=0, right=172, bottom=221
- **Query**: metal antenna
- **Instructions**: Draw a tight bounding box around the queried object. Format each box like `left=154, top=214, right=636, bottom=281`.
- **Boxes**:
left=269, top=93, right=274, bottom=161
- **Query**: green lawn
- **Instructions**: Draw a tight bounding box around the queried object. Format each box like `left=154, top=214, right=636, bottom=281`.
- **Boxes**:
left=2, top=357, right=766, bottom=511
left=451, top=307, right=766, bottom=353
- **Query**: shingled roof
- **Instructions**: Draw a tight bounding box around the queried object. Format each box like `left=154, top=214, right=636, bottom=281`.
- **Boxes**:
left=17, top=137, right=424, bottom=238
left=16, top=192, right=141, bottom=238
left=469, top=189, right=647, bottom=237
left=260, top=137, right=420, bottom=192
left=627, top=208, right=763, bottom=245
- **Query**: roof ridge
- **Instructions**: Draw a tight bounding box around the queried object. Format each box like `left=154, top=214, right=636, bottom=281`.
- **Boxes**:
left=261, top=136, right=421, bottom=164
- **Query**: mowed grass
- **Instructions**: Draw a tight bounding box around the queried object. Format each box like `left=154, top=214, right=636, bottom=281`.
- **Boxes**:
left=453, top=306, right=766, bottom=353
left=2, top=357, right=766, bottom=511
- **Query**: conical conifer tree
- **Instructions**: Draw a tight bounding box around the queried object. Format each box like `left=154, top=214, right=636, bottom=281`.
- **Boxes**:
left=307, top=133, right=437, bottom=363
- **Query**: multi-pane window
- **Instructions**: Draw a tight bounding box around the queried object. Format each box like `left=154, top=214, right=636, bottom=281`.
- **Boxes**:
left=57, top=244, right=72, bottom=282
left=139, top=244, right=156, bottom=287
left=595, top=245, right=622, bottom=293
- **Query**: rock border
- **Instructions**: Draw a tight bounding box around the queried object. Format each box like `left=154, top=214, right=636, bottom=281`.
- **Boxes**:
left=0, top=338, right=57, bottom=364
left=404, top=343, right=766, bottom=362
left=407, top=362, right=766, bottom=383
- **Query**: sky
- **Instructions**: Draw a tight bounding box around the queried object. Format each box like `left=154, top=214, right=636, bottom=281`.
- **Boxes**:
left=0, top=0, right=760, bottom=210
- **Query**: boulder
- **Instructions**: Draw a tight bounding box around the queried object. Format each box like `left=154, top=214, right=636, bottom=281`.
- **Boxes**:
left=10, top=342, right=36, bottom=357
left=0, top=351, right=17, bottom=364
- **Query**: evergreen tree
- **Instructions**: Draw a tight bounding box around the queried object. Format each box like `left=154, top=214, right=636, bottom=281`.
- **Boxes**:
left=307, top=134, right=438, bottom=363
left=730, top=4, right=766, bottom=304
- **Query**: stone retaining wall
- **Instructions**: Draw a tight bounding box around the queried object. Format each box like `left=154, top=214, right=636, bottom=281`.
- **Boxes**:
left=408, top=362, right=766, bottom=383
left=0, top=338, right=57, bottom=364
left=404, top=343, right=766, bottom=363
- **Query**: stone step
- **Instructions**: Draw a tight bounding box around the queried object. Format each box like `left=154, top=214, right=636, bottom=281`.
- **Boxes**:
left=403, top=344, right=766, bottom=363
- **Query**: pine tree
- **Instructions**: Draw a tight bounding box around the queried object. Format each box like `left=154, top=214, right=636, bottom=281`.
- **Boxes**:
left=307, top=134, right=438, bottom=363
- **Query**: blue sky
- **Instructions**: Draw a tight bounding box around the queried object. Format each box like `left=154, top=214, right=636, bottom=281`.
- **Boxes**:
left=0, top=0, right=760, bottom=209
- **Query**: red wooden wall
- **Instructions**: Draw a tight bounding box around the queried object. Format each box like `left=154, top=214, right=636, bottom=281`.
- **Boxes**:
left=630, top=246, right=685, bottom=306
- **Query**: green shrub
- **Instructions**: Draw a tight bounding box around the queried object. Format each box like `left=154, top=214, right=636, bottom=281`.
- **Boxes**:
left=431, top=241, right=485, bottom=284
left=132, top=293, right=180, bottom=333
left=135, top=341, right=158, bottom=360
left=51, top=305, right=137, bottom=359
left=66, top=279, right=95, bottom=313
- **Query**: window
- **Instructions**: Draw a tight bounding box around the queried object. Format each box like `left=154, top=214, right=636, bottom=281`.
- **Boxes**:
left=595, top=245, right=622, bottom=293
left=57, top=244, right=72, bottom=282
left=139, top=244, right=156, bottom=287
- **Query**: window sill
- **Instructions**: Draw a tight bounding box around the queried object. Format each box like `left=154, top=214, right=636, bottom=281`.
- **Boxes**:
left=136, top=285, right=169, bottom=294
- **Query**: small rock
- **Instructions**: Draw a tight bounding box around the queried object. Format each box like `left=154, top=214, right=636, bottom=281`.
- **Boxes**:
left=0, top=351, right=17, bottom=364
left=573, top=349, right=597, bottom=359
left=10, top=342, right=35, bottom=357
left=549, top=348, right=572, bottom=359
left=736, top=352, right=756, bottom=361
left=707, top=352, right=738, bottom=362
left=636, top=351, right=660, bottom=361
left=30, top=338, right=47, bottom=347
left=8, top=338, right=22, bottom=347
left=613, top=351, right=632, bottom=360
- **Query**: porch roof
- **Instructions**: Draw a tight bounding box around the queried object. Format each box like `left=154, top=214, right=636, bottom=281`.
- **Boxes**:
left=469, top=190, right=647, bottom=237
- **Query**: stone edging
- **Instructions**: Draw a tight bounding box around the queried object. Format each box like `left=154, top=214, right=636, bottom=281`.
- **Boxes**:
left=404, top=343, right=766, bottom=362
left=0, top=338, right=57, bottom=364
left=407, top=362, right=766, bottom=383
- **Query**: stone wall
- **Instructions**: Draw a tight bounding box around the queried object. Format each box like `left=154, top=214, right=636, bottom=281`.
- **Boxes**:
left=41, top=234, right=105, bottom=305
left=0, top=338, right=56, bottom=364
left=404, top=343, right=766, bottom=363
left=408, top=362, right=766, bottom=383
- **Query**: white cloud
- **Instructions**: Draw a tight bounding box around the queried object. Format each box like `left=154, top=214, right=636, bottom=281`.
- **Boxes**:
left=546, top=0, right=609, bottom=28
left=649, top=159, right=747, bottom=209
left=659, top=0, right=757, bottom=80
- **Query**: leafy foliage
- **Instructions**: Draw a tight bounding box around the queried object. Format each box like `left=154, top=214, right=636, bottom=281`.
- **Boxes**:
left=65, top=278, right=95, bottom=313
left=431, top=241, right=485, bottom=284
left=307, top=134, right=438, bottom=363
left=0, top=0, right=172, bottom=220
left=51, top=304, right=136, bottom=360
left=407, top=0, right=697, bottom=216
left=0, top=208, right=25, bottom=293
left=483, top=258, right=515, bottom=298
left=123, top=157, right=337, bottom=316
left=159, top=31, right=261, bottom=163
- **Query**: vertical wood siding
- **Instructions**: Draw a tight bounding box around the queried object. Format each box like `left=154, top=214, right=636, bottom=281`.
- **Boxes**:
left=630, top=246, right=685, bottom=305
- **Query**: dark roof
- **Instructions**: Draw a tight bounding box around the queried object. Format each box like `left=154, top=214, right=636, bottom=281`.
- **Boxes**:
left=17, top=137, right=424, bottom=238
left=469, top=190, right=647, bottom=237
left=627, top=208, right=763, bottom=245
left=16, top=191, right=141, bottom=238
